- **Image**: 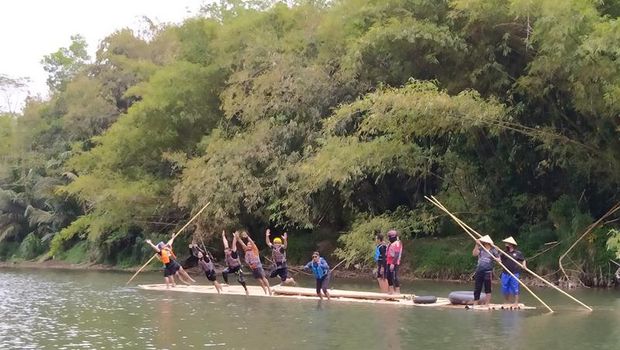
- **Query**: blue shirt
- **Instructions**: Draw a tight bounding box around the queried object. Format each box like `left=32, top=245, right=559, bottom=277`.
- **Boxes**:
left=305, top=258, right=329, bottom=279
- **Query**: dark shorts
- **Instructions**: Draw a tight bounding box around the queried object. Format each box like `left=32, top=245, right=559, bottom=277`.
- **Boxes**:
left=205, top=269, right=217, bottom=282
left=386, top=264, right=400, bottom=287
left=316, top=274, right=330, bottom=294
left=222, top=265, right=246, bottom=286
left=224, top=265, right=241, bottom=274
left=251, top=266, right=266, bottom=279
left=376, top=261, right=387, bottom=279
left=474, top=270, right=493, bottom=300
left=269, top=263, right=288, bottom=281
left=164, top=261, right=181, bottom=277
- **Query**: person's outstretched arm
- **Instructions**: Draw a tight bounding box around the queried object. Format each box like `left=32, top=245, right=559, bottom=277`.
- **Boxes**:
left=283, top=232, right=288, bottom=249
left=234, top=231, right=247, bottom=250
left=244, top=232, right=254, bottom=245
left=222, top=230, right=229, bottom=250
left=265, top=229, right=272, bottom=248
left=145, top=239, right=160, bottom=253
left=472, top=240, right=480, bottom=257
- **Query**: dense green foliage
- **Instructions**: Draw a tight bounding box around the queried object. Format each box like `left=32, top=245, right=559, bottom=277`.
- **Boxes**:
left=2, top=0, right=620, bottom=284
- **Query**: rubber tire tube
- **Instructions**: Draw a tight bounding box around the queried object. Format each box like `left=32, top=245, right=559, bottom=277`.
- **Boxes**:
left=413, top=295, right=437, bottom=304
left=448, top=291, right=487, bottom=305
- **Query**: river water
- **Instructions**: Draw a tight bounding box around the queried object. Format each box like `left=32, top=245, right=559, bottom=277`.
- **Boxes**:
left=0, top=268, right=618, bottom=349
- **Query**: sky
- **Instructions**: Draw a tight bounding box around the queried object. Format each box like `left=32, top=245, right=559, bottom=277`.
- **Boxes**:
left=0, top=0, right=207, bottom=112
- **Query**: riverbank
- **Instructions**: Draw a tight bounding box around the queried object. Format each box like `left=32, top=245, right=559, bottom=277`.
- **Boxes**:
left=2, top=234, right=616, bottom=288
left=0, top=258, right=564, bottom=288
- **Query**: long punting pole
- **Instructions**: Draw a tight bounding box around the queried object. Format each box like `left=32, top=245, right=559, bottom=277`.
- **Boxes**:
left=427, top=196, right=593, bottom=312
left=425, top=196, right=554, bottom=313
left=125, top=202, right=211, bottom=286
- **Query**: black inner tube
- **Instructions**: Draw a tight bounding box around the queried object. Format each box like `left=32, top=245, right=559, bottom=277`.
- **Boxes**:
left=448, top=291, right=486, bottom=305
left=413, top=295, right=437, bottom=304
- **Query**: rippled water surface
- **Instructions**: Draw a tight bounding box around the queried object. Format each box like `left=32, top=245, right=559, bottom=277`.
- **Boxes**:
left=0, top=268, right=618, bottom=349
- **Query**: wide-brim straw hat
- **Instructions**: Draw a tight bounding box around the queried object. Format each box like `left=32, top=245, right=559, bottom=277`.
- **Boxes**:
left=479, top=235, right=494, bottom=245
left=502, top=236, right=518, bottom=246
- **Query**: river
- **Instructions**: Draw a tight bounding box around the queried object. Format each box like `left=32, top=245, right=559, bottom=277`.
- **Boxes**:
left=0, top=268, right=618, bottom=349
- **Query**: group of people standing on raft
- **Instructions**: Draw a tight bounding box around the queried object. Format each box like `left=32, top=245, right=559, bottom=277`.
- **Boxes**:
left=146, top=229, right=333, bottom=300
left=472, top=235, right=526, bottom=306
left=373, top=231, right=526, bottom=306
left=146, top=226, right=526, bottom=305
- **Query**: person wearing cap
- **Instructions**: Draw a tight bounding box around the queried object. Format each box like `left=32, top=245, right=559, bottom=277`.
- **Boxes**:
left=145, top=238, right=196, bottom=288
left=303, top=251, right=331, bottom=300
left=265, top=228, right=296, bottom=285
left=386, top=229, right=403, bottom=295
left=472, top=235, right=500, bottom=305
left=500, top=236, right=526, bottom=306
left=235, top=230, right=272, bottom=295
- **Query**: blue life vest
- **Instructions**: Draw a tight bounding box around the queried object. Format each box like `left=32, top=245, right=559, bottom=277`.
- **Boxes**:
left=374, top=243, right=386, bottom=262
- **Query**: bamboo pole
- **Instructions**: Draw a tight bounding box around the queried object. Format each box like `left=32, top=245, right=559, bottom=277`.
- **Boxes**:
left=558, top=203, right=620, bottom=282
left=427, top=196, right=593, bottom=312
left=330, top=259, right=346, bottom=273
left=125, top=202, right=211, bottom=285
left=425, top=196, right=554, bottom=313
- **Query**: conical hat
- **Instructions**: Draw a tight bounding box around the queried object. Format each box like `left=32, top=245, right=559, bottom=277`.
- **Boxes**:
left=479, top=235, right=494, bottom=245
left=502, top=236, right=518, bottom=246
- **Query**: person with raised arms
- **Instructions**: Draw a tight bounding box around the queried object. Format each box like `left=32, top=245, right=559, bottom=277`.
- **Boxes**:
left=197, top=250, right=223, bottom=294
left=265, top=229, right=295, bottom=286
left=145, top=239, right=195, bottom=288
left=303, top=251, right=331, bottom=300
left=500, top=236, right=526, bottom=306
left=221, top=230, right=248, bottom=295
left=472, top=235, right=500, bottom=306
left=182, top=241, right=206, bottom=269
left=235, top=231, right=272, bottom=295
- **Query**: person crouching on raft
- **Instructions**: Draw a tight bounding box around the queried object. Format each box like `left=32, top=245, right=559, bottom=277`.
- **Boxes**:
left=374, top=232, right=388, bottom=293
left=197, top=250, right=223, bottom=294
left=265, top=229, right=295, bottom=286
left=304, top=251, right=331, bottom=300
left=472, top=235, right=500, bottom=306
left=235, top=231, right=272, bottom=295
left=145, top=239, right=195, bottom=288
left=221, top=230, right=248, bottom=295
left=500, top=236, right=526, bottom=306
left=386, top=230, right=403, bottom=295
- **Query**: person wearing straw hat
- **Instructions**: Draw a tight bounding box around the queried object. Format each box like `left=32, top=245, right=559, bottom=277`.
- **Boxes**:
left=472, top=235, right=500, bottom=305
left=500, top=236, right=526, bottom=306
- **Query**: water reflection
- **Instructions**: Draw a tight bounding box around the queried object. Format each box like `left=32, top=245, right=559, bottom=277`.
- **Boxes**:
left=0, top=268, right=619, bottom=349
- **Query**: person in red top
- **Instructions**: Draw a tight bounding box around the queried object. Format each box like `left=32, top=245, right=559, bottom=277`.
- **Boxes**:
left=235, top=231, right=272, bottom=295
left=386, top=230, right=403, bottom=295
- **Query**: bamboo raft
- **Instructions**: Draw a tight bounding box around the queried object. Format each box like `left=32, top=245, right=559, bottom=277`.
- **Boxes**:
left=137, top=284, right=536, bottom=311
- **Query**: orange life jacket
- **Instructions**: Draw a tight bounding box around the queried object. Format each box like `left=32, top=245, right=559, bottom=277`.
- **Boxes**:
left=158, top=249, right=174, bottom=264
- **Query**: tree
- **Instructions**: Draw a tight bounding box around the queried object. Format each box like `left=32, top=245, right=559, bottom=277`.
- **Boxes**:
left=41, top=35, right=90, bottom=92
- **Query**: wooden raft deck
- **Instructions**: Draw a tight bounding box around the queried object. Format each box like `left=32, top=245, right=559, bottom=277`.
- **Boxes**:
left=137, top=284, right=536, bottom=311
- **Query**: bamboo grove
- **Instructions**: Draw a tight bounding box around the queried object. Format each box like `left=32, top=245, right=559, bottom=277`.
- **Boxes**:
left=1, top=0, right=620, bottom=285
